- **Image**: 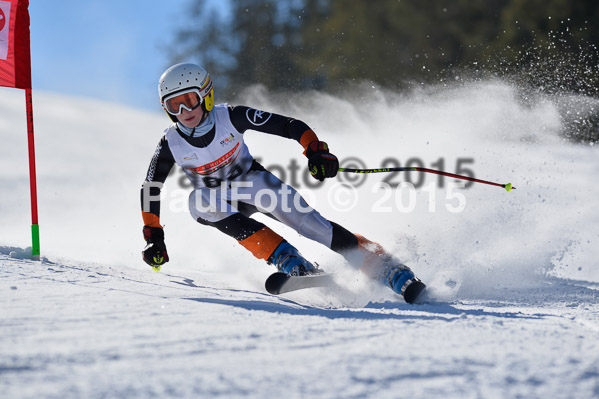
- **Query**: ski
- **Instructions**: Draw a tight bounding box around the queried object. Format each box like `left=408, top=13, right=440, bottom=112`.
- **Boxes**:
left=265, top=271, right=334, bottom=295
left=265, top=271, right=427, bottom=304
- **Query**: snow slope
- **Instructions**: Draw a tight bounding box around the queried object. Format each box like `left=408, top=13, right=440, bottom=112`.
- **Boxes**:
left=2, top=253, right=598, bottom=398
left=1, top=82, right=599, bottom=398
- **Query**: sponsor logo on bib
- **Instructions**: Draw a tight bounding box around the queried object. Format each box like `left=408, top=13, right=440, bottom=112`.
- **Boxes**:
left=220, top=133, right=235, bottom=147
left=189, top=142, right=241, bottom=175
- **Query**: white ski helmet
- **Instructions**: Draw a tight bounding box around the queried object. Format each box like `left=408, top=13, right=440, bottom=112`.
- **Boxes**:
left=158, top=63, right=214, bottom=120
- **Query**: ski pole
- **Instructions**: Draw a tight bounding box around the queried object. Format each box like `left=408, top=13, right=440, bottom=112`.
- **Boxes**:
left=338, top=167, right=515, bottom=191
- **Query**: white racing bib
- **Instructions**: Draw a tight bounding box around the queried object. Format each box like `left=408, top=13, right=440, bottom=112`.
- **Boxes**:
left=166, top=104, right=253, bottom=189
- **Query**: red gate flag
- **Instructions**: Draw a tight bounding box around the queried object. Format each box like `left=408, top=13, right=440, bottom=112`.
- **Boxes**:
left=0, top=0, right=38, bottom=258
left=0, top=0, right=31, bottom=89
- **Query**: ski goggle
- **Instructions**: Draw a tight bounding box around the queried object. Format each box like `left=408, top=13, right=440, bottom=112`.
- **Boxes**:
left=163, top=89, right=203, bottom=115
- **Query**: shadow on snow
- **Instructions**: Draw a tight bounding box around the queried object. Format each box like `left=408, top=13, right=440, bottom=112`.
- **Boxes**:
left=184, top=296, right=554, bottom=322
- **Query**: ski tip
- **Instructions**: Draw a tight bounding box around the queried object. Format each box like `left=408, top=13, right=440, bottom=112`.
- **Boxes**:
left=151, top=265, right=161, bottom=272
left=404, top=280, right=427, bottom=304
left=265, top=272, right=289, bottom=295
left=504, top=183, right=514, bottom=192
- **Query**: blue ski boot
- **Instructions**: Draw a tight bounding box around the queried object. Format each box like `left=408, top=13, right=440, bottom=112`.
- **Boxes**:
left=269, top=242, right=317, bottom=276
left=382, top=264, right=426, bottom=304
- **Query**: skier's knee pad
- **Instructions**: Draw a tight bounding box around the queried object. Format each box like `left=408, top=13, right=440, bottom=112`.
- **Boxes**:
left=188, top=189, right=233, bottom=223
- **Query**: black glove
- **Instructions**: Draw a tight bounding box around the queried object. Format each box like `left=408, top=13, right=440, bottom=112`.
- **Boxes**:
left=306, top=140, right=339, bottom=181
left=142, top=226, right=169, bottom=269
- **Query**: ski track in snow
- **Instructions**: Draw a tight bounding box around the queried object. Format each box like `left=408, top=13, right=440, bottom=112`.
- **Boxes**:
left=2, top=254, right=599, bottom=399
left=1, top=83, right=599, bottom=397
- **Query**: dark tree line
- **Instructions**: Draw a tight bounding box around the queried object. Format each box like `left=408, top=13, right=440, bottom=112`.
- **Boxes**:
left=170, top=0, right=599, bottom=99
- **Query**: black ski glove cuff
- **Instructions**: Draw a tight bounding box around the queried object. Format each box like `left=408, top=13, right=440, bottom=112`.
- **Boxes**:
left=305, top=140, right=329, bottom=158
left=143, top=226, right=165, bottom=243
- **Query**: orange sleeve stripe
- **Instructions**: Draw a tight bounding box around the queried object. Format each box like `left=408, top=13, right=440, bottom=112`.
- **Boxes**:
left=299, top=129, right=319, bottom=153
left=142, top=212, right=162, bottom=228
left=238, top=226, right=284, bottom=261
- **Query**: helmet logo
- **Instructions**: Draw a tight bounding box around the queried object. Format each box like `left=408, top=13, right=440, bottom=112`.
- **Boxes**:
left=246, top=109, right=272, bottom=126
left=199, top=76, right=213, bottom=97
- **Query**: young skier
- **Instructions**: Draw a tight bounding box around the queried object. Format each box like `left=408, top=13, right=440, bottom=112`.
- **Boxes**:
left=140, top=63, right=425, bottom=303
